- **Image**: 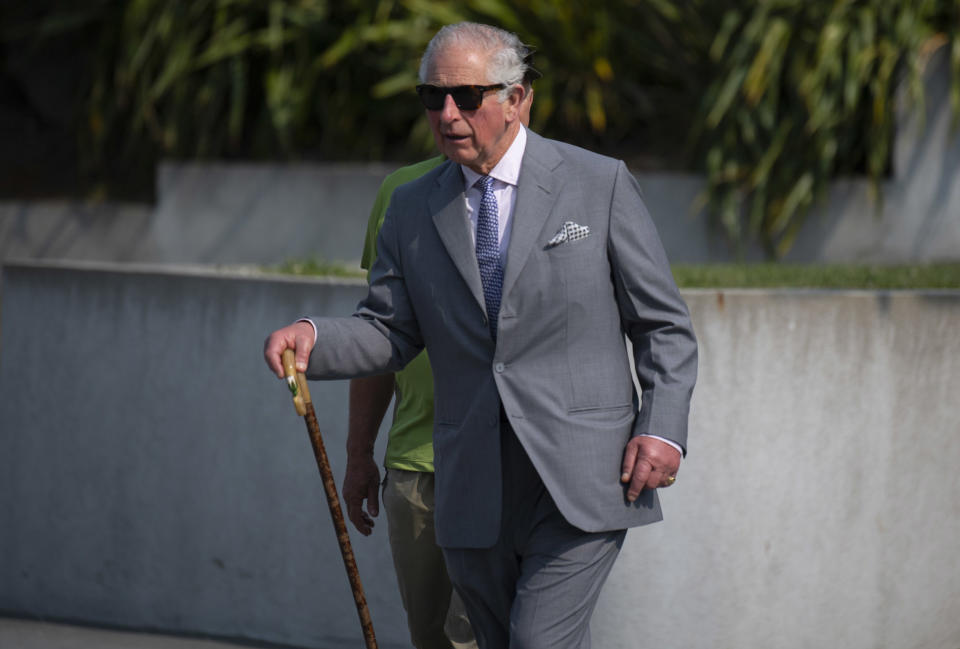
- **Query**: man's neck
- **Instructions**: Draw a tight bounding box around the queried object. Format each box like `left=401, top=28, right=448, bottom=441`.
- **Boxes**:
left=461, top=126, right=526, bottom=187
left=467, top=122, right=522, bottom=175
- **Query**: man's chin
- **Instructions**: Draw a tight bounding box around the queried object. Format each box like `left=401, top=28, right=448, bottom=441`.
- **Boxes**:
left=438, top=138, right=476, bottom=157
left=442, top=150, right=477, bottom=167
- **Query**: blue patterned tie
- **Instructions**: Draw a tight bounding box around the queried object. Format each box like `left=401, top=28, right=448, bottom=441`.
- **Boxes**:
left=475, top=175, right=503, bottom=340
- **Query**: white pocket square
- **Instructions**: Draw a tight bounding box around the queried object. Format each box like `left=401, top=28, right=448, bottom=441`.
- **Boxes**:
left=546, top=221, right=591, bottom=248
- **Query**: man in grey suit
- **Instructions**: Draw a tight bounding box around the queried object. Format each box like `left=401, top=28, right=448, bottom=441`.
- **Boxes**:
left=264, top=21, right=697, bottom=649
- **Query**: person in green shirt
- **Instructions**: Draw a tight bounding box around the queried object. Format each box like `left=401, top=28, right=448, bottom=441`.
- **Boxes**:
left=342, top=72, right=536, bottom=649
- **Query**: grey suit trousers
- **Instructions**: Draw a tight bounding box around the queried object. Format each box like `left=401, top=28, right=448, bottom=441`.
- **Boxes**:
left=442, top=417, right=626, bottom=649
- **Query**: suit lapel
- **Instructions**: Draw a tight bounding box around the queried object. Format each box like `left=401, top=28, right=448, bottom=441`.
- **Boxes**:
left=502, top=131, right=563, bottom=301
left=429, top=162, right=487, bottom=313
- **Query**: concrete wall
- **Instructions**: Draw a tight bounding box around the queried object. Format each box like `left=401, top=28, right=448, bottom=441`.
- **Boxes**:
left=0, top=162, right=392, bottom=270
left=597, top=288, right=960, bottom=649
left=0, top=262, right=408, bottom=649
left=2, top=262, right=958, bottom=649
left=0, top=201, right=156, bottom=264
left=149, top=163, right=396, bottom=266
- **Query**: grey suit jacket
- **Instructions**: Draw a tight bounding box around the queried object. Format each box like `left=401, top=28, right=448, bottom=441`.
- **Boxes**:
left=308, top=129, right=697, bottom=549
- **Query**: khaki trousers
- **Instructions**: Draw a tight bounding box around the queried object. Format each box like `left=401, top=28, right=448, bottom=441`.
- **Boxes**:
left=383, top=468, right=477, bottom=649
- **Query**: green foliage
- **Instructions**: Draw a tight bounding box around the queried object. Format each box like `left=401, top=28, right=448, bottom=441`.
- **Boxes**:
left=12, top=0, right=960, bottom=256
left=64, top=0, right=718, bottom=170
left=77, top=0, right=441, bottom=169
left=698, top=1, right=960, bottom=258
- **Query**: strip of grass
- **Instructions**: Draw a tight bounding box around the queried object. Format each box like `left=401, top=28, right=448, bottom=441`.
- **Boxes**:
left=672, top=263, right=960, bottom=289
left=273, top=258, right=960, bottom=289
left=270, top=257, right=365, bottom=279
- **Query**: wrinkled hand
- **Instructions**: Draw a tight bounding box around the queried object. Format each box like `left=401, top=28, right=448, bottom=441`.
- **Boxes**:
left=263, top=321, right=315, bottom=378
left=620, top=436, right=682, bottom=502
left=342, top=454, right=381, bottom=536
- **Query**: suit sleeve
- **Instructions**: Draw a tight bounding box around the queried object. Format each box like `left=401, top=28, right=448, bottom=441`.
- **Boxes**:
left=607, top=161, right=698, bottom=453
left=307, top=199, right=425, bottom=379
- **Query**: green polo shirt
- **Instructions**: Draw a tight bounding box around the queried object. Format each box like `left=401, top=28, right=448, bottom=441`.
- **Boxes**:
left=361, top=156, right=445, bottom=472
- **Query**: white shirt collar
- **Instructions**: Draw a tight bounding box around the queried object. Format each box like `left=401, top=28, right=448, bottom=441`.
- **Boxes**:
left=461, top=126, right=527, bottom=190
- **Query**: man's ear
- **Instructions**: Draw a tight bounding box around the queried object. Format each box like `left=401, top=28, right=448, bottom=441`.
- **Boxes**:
left=504, top=84, right=526, bottom=122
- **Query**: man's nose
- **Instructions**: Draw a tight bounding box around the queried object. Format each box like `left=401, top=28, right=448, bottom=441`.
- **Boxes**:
left=440, top=93, right=461, bottom=121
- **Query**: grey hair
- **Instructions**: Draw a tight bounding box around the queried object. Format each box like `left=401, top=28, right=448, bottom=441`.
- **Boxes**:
left=418, top=22, right=531, bottom=102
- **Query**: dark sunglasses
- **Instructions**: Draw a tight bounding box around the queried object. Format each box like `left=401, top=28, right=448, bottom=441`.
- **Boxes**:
left=416, top=84, right=506, bottom=111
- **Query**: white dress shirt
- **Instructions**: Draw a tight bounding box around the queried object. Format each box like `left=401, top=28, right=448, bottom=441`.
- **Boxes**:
left=460, top=125, right=527, bottom=267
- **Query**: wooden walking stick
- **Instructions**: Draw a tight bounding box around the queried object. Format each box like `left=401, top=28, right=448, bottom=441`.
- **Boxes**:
left=281, top=349, right=378, bottom=649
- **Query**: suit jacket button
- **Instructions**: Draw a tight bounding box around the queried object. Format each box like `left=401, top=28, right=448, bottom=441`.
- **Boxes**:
left=495, top=362, right=505, bottom=373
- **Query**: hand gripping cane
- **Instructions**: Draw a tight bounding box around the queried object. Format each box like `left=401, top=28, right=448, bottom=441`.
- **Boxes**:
left=281, top=349, right=378, bottom=649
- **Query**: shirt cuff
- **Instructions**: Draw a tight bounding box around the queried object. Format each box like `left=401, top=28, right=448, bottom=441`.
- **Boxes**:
left=296, top=318, right=318, bottom=347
